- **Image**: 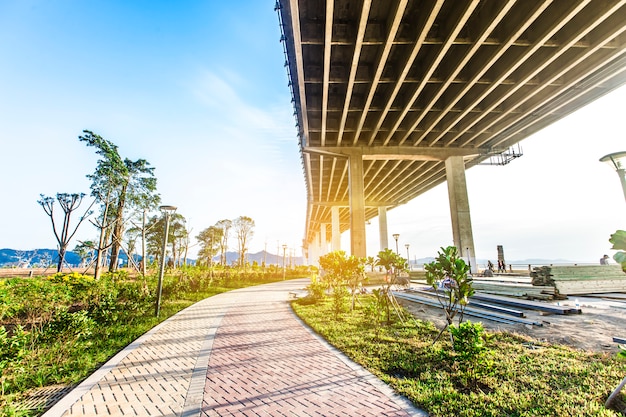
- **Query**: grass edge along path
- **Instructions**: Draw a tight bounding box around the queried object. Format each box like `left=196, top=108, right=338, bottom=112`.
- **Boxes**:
left=291, top=295, right=626, bottom=417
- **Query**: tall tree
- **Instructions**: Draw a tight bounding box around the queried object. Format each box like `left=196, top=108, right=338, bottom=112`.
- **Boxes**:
left=80, top=130, right=160, bottom=274
left=233, top=216, right=255, bottom=268
left=170, top=215, right=188, bottom=267
left=215, top=219, right=232, bottom=265
left=196, top=226, right=223, bottom=266
left=145, top=212, right=187, bottom=267
left=38, top=193, right=94, bottom=272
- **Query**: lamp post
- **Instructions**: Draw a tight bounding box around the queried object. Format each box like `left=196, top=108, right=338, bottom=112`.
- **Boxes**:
left=282, top=244, right=287, bottom=280
left=405, top=243, right=410, bottom=269
left=392, top=233, right=400, bottom=254
left=155, top=205, right=177, bottom=317
left=600, top=151, right=626, bottom=203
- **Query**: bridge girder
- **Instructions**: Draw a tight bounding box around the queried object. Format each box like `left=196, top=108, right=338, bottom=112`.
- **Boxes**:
left=277, top=0, right=626, bottom=250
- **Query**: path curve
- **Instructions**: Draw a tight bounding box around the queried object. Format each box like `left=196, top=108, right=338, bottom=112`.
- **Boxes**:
left=43, top=279, right=427, bottom=417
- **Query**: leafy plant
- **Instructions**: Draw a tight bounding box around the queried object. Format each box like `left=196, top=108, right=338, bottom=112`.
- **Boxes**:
left=609, top=230, right=626, bottom=272
left=374, top=249, right=409, bottom=324
left=318, top=250, right=366, bottom=315
left=424, top=246, right=473, bottom=345
left=448, top=320, right=486, bottom=361
left=304, top=274, right=327, bottom=303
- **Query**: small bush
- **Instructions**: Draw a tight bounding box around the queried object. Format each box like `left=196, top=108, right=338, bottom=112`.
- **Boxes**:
left=305, top=275, right=326, bottom=301
left=41, top=310, right=96, bottom=342
left=448, top=320, right=486, bottom=360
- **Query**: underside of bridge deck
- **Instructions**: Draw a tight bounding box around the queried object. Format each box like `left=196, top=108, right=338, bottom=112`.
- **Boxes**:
left=277, top=0, right=626, bottom=258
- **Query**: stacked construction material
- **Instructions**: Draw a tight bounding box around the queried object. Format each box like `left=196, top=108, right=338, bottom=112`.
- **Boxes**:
left=410, top=271, right=558, bottom=300
left=547, top=265, right=626, bottom=295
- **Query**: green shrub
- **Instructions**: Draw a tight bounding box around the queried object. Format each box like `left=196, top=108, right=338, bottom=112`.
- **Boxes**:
left=41, top=310, right=96, bottom=342
left=331, top=285, right=349, bottom=319
left=0, top=325, right=29, bottom=364
left=305, top=275, right=326, bottom=302
left=448, top=320, right=486, bottom=361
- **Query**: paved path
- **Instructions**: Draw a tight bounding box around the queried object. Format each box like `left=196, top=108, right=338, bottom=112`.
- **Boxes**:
left=43, top=279, right=427, bottom=417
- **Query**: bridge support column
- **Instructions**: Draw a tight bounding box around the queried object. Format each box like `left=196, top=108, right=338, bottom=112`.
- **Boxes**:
left=308, top=232, right=320, bottom=266
left=445, top=156, right=477, bottom=273
left=320, top=224, right=328, bottom=256
left=331, top=206, right=341, bottom=251
left=349, top=154, right=367, bottom=258
left=378, top=206, right=388, bottom=251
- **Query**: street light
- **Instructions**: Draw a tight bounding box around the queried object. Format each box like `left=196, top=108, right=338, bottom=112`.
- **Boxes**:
left=282, top=244, right=287, bottom=280
left=155, top=205, right=177, bottom=317
left=405, top=243, right=410, bottom=269
left=600, top=151, right=626, bottom=203
left=392, top=233, right=400, bottom=254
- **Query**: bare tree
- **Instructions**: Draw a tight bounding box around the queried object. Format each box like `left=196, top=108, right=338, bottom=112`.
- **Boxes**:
left=14, top=250, right=36, bottom=268
left=38, top=193, right=94, bottom=272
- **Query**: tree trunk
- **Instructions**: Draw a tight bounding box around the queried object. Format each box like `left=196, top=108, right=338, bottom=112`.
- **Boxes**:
left=56, top=245, right=66, bottom=273
left=141, top=210, right=147, bottom=276
left=94, top=198, right=111, bottom=280
left=109, top=183, right=127, bottom=272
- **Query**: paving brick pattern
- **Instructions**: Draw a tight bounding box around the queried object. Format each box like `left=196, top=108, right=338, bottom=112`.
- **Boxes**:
left=200, top=282, right=420, bottom=417
left=43, top=279, right=426, bottom=417
left=43, top=292, right=231, bottom=417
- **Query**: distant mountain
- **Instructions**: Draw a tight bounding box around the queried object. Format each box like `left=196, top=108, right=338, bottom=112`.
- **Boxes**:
left=0, top=248, right=302, bottom=268
left=0, top=248, right=82, bottom=267
left=0, top=248, right=579, bottom=269
left=216, top=251, right=304, bottom=266
left=0, top=248, right=130, bottom=268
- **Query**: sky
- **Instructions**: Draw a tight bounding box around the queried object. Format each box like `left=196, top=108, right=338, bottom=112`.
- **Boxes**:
left=0, top=1, right=624, bottom=265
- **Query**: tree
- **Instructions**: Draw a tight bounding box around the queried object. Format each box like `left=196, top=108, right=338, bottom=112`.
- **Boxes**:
left=318, top=250, right=365, bottom=312
left=145, top=212, right=187, bottom=267
left=80, top=130, right=159, bottom=275
left=375, top=248, right=409, bottom=323
left=233, top=216, right=255, bottom=268
left=73, top=240, right=97, bottom=268
left=365, top=256, right=376, bottom=272
left=215, top=219, right=232, bottom=265
left=169, top=215, right=188, bottom=267
left=38, top=193, right=94, bottom=272
left=424, top=246, right=473, bottom=344
left=196, top=226, right=223, bottom=266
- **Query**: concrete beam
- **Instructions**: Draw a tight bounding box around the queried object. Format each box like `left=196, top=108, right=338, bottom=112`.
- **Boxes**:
left=303, top=145, right=492, bottom=160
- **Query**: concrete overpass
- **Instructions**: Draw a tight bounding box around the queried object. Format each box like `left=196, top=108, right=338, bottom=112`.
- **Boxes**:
left=276, top=0, right=626, bottom=270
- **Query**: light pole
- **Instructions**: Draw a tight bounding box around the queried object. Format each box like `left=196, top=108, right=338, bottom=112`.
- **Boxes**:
left=155, top=205, right=177, bottom=317
left=405, top=243, right=410, bottom=269
left=600, top=151, right=626, bottom=203
left=392, top=233, right=400, bottom=254
left=282, top=244, right=287, bottom=280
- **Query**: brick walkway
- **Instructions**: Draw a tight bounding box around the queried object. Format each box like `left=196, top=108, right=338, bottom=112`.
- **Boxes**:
left=43, top=279, right=427, bottom=417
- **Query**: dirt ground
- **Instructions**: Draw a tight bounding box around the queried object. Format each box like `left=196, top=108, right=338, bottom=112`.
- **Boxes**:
left=397, top=290, right=626, bottom=354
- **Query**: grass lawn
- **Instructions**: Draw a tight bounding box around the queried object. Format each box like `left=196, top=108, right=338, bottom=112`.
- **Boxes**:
left=292, top=295, right=626, bottom=417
